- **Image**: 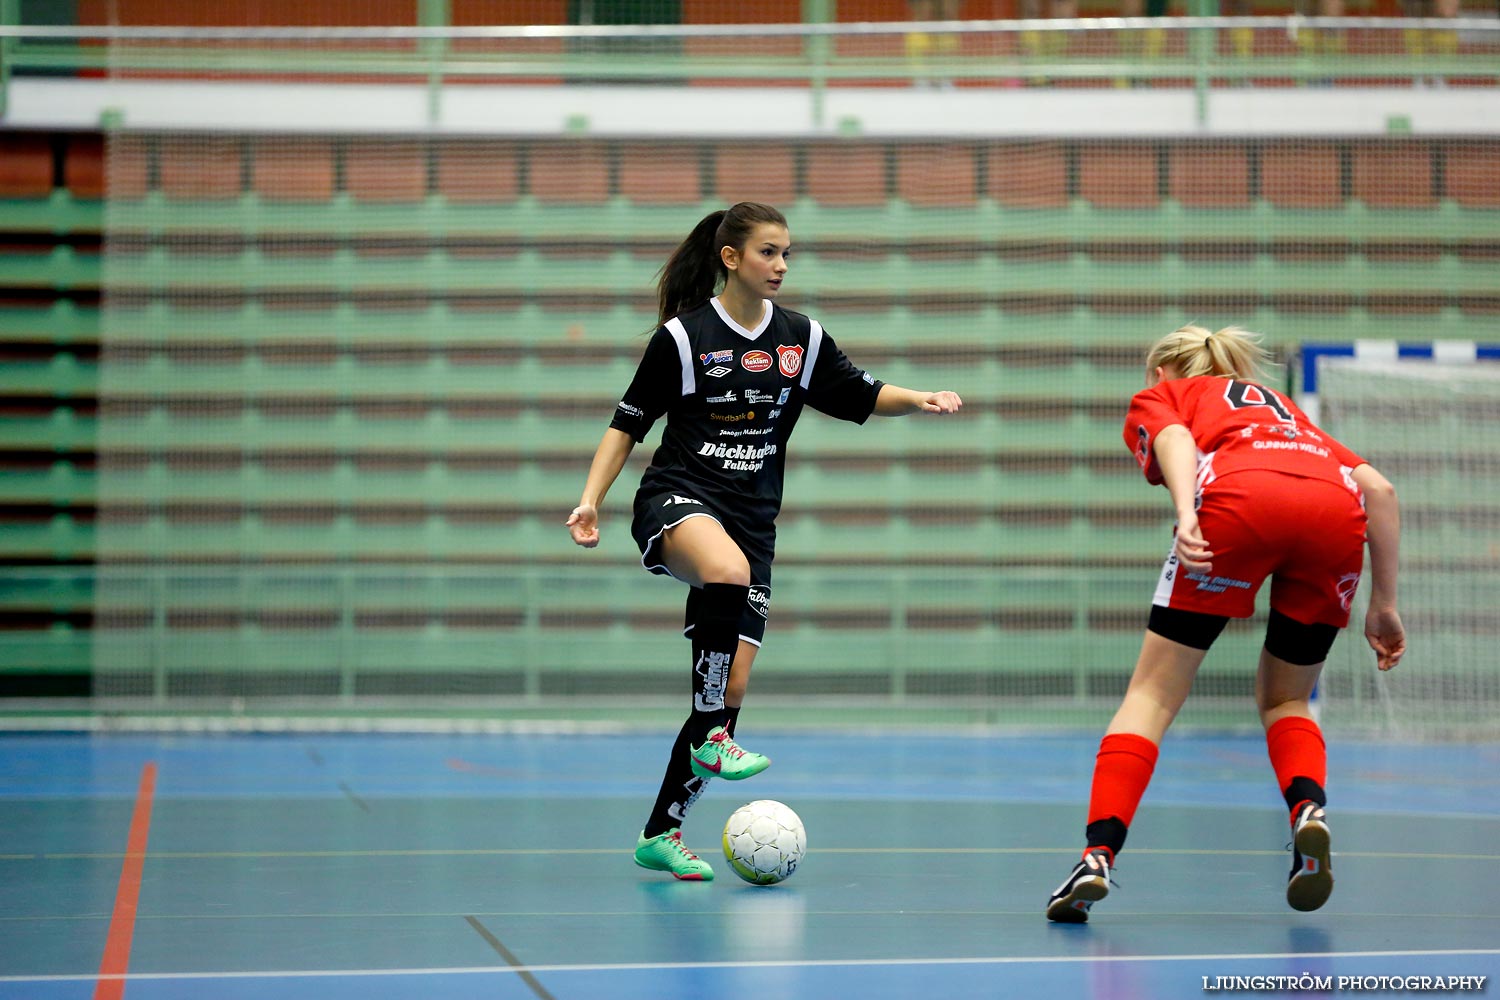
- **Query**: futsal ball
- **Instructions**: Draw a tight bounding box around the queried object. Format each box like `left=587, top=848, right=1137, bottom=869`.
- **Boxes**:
left=722, top=799, right=806, bottom=885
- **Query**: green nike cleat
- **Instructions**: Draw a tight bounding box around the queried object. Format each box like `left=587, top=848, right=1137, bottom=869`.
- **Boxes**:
left=689, top=726, right=770, bottom=781
left=634, top=828, right=714, bottom=881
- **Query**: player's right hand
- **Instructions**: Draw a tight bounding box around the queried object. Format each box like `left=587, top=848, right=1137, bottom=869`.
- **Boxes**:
left=566, top=504, right=599, bottom=548
left=1172, top=510, right=1213, bottom=573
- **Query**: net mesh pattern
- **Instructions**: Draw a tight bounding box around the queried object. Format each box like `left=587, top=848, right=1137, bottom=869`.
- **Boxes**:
left=1316, top=359, right=1500, bottom=739
left=13, top=20, right=1484, bottom=729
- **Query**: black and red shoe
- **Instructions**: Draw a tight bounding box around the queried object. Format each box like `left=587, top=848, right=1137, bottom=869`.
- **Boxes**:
left=1046, top=848, right=1113, bottom=924
left=1287, top=802, right=1334, bottom=912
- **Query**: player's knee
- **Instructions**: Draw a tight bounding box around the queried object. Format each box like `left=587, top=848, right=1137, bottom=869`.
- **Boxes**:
left=699, top=557, right=751, bottom=587
left=1263, top=609, right=1338, bottom=667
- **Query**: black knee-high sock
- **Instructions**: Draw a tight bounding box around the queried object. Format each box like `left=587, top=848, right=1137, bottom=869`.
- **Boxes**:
left=643, top=717, right=709, bottom=839
left=642, top=582, right=747, bottom=839
left=688, top=582, right=747, bottom=745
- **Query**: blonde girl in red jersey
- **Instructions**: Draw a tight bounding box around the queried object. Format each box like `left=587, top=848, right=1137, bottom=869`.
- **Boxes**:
left=1047, top=325, right=1406, bottom=923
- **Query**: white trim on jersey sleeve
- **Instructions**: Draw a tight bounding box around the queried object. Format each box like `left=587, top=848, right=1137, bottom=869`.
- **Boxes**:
left=801, top=320, right=825, bottom=390
left=664, top=317, right=695, bottom=396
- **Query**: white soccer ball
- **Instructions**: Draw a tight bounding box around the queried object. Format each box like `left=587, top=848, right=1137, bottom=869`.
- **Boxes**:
left=722, top=799, right=806, bottom=885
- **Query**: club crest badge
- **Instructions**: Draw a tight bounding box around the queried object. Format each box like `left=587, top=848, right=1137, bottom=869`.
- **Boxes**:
left=775, top=344, right=803, bottom=378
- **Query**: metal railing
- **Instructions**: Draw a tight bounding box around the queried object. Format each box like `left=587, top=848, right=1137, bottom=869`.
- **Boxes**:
left=1, top=19, right=1498, bottom=127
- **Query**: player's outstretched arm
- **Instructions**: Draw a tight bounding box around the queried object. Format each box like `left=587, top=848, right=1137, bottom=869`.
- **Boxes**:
left=1352, top=463, right=1404, bottom=671
left=872, top=384, right=963, bottom=417
left=567, top=427, right=636, bottom=548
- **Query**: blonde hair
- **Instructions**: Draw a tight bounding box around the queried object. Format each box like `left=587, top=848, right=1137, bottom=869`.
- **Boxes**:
left=1146, top=324, right=1275, bottom=384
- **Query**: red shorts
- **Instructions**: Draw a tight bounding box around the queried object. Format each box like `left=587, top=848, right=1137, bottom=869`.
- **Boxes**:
left=1151, top=471, right=1367, bottom=627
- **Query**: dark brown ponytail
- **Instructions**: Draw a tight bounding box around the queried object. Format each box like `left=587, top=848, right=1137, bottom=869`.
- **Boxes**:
left=655, top=202, right=788, bottom=327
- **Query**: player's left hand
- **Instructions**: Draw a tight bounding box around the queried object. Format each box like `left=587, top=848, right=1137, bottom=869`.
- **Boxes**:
left=918, top=390, right=962, bottom=414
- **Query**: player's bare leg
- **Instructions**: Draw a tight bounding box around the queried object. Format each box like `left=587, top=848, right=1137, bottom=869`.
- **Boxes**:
left=1106, top=630, right=1208, bottom=743
left=1049, top=632, right=1208, bottom=922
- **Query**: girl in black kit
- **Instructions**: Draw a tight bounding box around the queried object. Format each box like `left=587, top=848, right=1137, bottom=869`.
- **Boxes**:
left=567, top=202, right=963, bottom=879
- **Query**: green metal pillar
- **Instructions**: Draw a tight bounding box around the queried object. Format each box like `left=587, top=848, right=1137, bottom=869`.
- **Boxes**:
left=803, top=0, right=834, bottom=130
left=418, top=0, right=449, bottom=127
left=1189, top=0, right=1218, bottom=126
left=0, top=0, right=18, bottom=121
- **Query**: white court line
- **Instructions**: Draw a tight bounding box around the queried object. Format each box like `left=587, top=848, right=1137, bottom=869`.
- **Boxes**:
left=3, top=948, right=1497, bottom=983
left=13, top=846, right=1500, bottom=861
left=4, top=908, right=1500, bottom=923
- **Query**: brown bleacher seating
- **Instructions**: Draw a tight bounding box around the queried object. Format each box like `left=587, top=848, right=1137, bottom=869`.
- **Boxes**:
left=619, top=142, right=702, bottom=205
left=435, top=140, right=521, bottom=203
left=452, top=0, right=567, bottom=29
left=1168, top=143, right=1251, bottom=209
left=682, top=0, right=802, bottom=62
left=1079, top=142, right=1160, bottom=209
left=712, top=142, right=798, bottom=206
left=158, top=135, right=243, bottom=201
left=1352, top=142, right=1436, bottom=209
left=450, top=0, right=566, bottom=78
left=0, top=132, right=54, bottom=199
left=344, top=139, right=429, bottom=203
left=63, top=133, right=106, bottom=200
left=252, top=137, right=336, bottom=202
left=1445, top=140, right=1500, bottom=209
left=896, top=144, right=978, bottom=208
left=805, top=143, right=888, bottom=207
left=1261, top=141, right=1342, bottom=209
left=529, top=142, right=611, bottom=204
left=683, top=0, right=796, bottom=16
left=91, top=0, right=420, bottom=24
left=986, top=141, right=1068, bottom=209
left=453, top=0, right=567, bottom=22
left=106, top=135, right=151, bottom=200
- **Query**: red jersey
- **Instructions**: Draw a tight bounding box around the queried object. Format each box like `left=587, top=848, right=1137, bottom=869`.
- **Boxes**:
left=1124, top=375, right=1367, bottom=495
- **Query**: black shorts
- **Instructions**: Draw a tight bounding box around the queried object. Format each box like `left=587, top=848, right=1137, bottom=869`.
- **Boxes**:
left=631, top=489, right=773, bottom=645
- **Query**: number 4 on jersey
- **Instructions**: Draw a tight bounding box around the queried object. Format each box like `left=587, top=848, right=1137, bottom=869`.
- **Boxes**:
left=1224, top=380, right=1294, bottom=423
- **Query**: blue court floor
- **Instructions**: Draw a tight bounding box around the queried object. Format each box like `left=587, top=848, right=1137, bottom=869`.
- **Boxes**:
left=0, top=729, right=1496, bottom=999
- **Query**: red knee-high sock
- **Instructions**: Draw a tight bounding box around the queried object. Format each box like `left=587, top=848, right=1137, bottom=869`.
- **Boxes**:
left=1084, top=732, right=1160, bottom=862
left=1266, top=715, right=1327, bottom=815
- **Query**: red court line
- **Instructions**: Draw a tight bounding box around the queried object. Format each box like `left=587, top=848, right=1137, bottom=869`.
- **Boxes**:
left=94, top=761, right=158, bottom=1000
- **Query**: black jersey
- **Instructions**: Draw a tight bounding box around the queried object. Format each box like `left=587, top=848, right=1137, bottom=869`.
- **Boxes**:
left=609, top=297, right=884, bottom=529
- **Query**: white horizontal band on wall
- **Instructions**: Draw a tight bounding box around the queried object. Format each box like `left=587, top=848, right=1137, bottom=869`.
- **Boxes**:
left=9, top=78, right=1500, bottom=136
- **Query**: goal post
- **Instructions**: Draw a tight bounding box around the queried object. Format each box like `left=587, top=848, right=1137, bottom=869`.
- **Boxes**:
left=1299, top=341, right=1500, bottom=740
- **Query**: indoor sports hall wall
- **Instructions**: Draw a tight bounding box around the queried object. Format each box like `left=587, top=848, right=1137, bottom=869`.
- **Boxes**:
left=1, top=19, right=1498, bottom=732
